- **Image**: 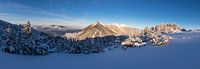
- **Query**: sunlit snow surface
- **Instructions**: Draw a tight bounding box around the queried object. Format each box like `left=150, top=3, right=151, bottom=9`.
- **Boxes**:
left=0, top=32, right=200, bottom=69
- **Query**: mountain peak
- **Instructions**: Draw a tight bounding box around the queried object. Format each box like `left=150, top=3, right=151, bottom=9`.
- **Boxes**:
left=75, top=21, right=116, bottom=39
left=91, top=21, right=105, bottom=27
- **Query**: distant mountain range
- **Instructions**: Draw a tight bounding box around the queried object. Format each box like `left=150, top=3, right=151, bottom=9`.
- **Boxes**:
left=70, top=21, right=142, bottom=39
left=63, top=21, right=183, bottom=40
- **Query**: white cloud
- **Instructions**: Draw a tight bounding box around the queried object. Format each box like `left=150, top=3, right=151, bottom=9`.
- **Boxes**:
left=0, top=2, right=27, bottom=9
left=0, top=1, right=95, bottom=27
left=0, top=1, right=83, bottom=25
left=0, top=2, right=72, bottom=20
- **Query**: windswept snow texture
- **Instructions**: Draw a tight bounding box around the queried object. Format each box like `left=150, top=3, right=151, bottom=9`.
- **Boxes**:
left=0, top=32, right=200, bottom=69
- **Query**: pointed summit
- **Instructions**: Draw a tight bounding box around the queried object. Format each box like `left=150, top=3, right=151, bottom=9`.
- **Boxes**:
left=91, top=21, right=105, bottom=27
left=94, top=21, right=101, bottom=25
left=75, top=21, right=116, bottom=39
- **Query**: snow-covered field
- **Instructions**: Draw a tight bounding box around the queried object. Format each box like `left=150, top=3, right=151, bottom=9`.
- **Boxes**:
left=0, top=32, right=200, bottom=69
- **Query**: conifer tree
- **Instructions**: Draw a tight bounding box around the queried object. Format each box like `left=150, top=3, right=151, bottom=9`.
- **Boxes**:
left=23, top=21, right=32, bottom=34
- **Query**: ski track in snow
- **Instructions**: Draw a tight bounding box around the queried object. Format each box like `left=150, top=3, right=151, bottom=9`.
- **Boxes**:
left=0, top=32, right=200, bottom=69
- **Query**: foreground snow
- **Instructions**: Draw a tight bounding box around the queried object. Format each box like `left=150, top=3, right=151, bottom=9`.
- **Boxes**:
left=0, top=32, right=200, bottom=69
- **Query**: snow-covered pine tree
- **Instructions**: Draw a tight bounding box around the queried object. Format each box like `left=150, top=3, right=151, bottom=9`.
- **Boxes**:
left=23, top=21, right=32, bottom=34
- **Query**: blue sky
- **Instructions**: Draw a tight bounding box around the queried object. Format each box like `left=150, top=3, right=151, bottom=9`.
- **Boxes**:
left=0, top=0, right=200, bottom=29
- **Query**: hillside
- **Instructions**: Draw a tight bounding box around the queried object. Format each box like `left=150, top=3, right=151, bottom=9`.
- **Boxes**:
left=75, top=21, right=117, bottom=39
left=106, top=24, right=142, bottom=36
left=74, top=21, right=143, bottom=39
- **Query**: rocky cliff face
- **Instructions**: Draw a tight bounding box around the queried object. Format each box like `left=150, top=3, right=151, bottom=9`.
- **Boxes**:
left=145, top=24, right=181, bottom=34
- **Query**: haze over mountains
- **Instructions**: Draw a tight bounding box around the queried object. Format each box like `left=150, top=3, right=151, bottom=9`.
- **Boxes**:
left=33, top=25, right=81, bottom=36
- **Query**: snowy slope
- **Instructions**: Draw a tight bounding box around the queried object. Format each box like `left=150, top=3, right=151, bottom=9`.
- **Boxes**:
left=0, top=32, right=200, bottom=69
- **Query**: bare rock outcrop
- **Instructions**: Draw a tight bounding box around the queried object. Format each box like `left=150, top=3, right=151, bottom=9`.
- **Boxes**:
left=149, top=23, right=181, bottom=34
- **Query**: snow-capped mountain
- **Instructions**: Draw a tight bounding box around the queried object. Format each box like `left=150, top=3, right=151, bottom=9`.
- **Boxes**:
left=75, top=21, right=117, bottom=39
left=74, top=21, right=143, bottom=39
